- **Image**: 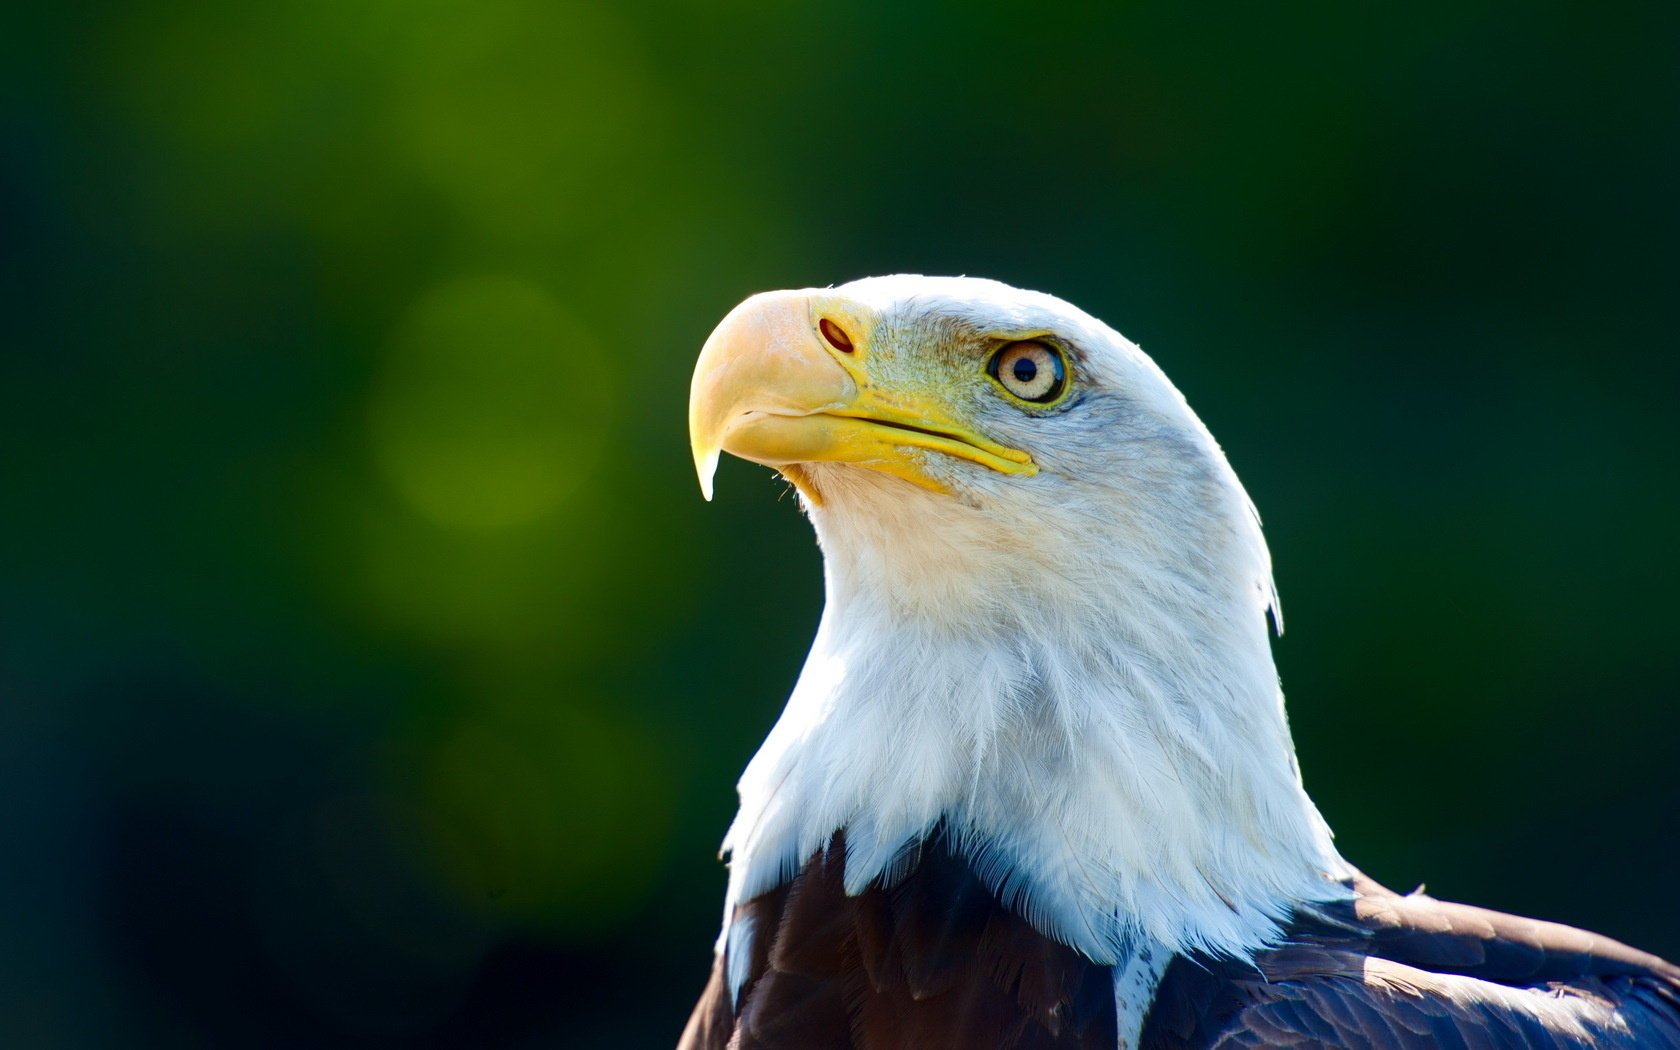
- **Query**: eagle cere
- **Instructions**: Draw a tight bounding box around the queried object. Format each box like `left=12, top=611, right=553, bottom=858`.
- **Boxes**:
left=679, top=276, right=1680, bottom=1049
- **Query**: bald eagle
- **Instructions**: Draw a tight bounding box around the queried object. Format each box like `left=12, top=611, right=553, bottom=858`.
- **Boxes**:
left=679, top=277, right=1680, bottom=1049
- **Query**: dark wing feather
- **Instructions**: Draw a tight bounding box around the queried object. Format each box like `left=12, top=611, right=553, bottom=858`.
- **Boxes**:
left=676, top=831, right=1116, bottom=1050
left=681, top=853, right=1680, bottom=1050
left=1145, top=872, right=1680, bottom=1049
left=1346, top=873, right=1676, bottom=984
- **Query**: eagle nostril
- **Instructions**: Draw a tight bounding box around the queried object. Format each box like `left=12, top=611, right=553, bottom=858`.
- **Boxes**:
left=819, top=317, right=855, bottom=354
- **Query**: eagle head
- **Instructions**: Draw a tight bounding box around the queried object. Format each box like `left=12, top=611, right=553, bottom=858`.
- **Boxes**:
left=687, top=276, right=1344, bottom=967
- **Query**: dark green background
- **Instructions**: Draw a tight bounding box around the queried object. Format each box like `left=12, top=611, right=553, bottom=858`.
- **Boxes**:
left=4, top=2, right=1677, bottom=1046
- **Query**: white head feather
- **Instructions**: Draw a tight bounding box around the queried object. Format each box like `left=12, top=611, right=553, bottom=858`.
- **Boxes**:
left=713, top=275, right=1347, bottom=972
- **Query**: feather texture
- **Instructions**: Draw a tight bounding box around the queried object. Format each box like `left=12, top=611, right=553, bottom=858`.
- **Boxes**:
left=681, top=831, right=1117, bottom=1050
left=1144, top=873, right=1680, bottom=1048
left=681, top=849, right=1680, bottom=1049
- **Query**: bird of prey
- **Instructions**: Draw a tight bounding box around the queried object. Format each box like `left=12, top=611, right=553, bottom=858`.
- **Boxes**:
left=679, top=276, right=1680, bottom=1049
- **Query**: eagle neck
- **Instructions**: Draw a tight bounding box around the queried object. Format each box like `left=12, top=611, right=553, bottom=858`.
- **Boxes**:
left=719, top=478, right=1348, bottom=968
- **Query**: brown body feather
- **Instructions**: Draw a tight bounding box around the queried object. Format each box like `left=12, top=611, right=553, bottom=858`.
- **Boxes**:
left=679, top=831, right=1116, bottom=1050
left=679, top=837, right=1680, bottom=1049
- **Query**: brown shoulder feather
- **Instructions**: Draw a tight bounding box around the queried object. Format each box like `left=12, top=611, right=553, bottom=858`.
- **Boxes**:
left=677, top=831, right=1116, bottom=1050
left=1142, top=872, right=1680, bottom=1049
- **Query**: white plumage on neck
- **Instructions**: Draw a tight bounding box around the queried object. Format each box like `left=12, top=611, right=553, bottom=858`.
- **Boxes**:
left=713, top=276, right=1349, bottom=974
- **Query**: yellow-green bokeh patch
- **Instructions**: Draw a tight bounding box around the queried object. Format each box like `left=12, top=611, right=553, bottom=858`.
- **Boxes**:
left=369, top=275, right=611, bottom=533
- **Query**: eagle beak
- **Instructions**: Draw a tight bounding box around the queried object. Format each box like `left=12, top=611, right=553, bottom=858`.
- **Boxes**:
left=689, top=290, right=1036, bottom=502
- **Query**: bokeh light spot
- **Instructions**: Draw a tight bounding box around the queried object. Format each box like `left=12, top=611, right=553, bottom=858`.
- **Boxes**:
left=369, top=275, right=610, bottom=533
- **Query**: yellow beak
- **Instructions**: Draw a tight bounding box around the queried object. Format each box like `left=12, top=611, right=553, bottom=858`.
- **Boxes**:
left=688, top=291, right=1036, bottom=502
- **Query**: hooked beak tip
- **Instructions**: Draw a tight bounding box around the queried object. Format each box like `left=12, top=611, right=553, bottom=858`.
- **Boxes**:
left=694, top=446, right=719, bottom=501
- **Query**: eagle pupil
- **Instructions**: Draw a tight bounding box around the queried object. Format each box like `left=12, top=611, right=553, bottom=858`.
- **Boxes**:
left=1012, top=358, right=1038, bottom=383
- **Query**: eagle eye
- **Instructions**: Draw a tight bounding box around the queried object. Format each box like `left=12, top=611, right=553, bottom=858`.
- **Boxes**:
left=988, top=341, right=1066, bottom=404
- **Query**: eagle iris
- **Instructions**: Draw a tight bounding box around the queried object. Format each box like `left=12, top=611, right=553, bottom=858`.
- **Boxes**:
left=988, top=340, right=1066, bottom=404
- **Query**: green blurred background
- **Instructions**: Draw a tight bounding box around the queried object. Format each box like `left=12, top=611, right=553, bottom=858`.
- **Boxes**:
left=3, top=1, right=1677, bottom=1046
